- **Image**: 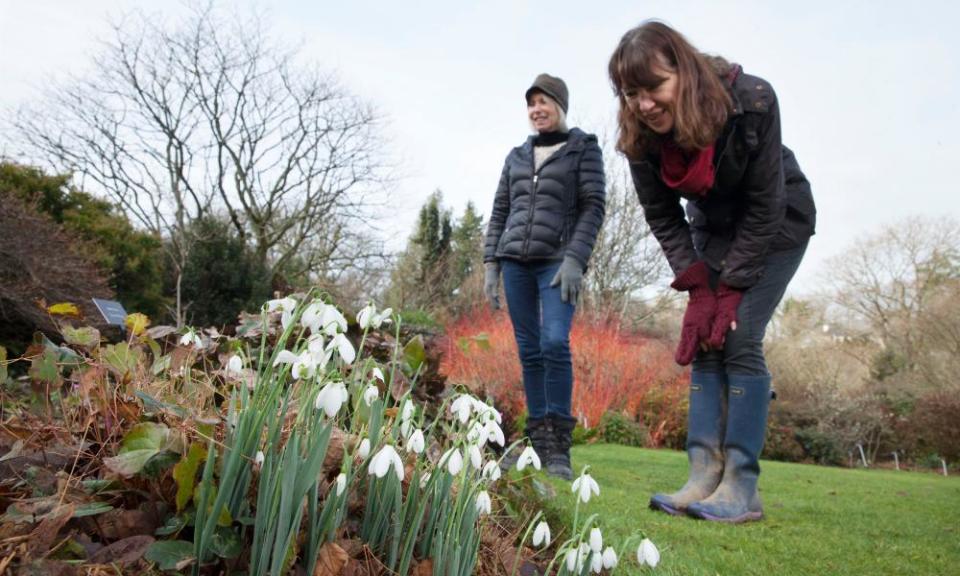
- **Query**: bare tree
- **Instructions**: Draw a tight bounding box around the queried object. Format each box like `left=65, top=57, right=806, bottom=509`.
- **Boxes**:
left=583, top=136, right=672, bottom=323
left=11, top=4, right=386, bottom=324
left=824, top=215, right=960, bottom=390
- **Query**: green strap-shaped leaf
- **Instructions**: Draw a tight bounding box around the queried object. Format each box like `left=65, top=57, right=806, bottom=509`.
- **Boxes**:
left=173, top=443, right=207, bottom=512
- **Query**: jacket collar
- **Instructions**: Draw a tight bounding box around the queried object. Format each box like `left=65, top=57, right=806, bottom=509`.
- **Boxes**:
left=727, top=64, right=746, bottom=116
left=520, top=127, right=587, bottom=156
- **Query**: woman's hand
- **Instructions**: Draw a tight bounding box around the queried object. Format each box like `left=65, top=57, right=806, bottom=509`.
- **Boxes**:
left=708, top=284, right=743, bottom=348
left=549, top=257, right=584, bottom=304
left=484, top=262, right=502, bottom=310
left=670, top=261, right=717, bottom=366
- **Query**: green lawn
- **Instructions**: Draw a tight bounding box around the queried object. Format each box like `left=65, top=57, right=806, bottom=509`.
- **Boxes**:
left=538, top=444, right=960, bottom=575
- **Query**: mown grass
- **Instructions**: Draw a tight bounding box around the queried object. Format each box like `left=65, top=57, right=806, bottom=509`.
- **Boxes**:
left=540, top=444, right=959, bottom=575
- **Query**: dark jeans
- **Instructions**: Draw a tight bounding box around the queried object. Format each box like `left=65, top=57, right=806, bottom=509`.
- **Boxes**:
left=693, top=241, right=808, bottom=376
left=501, top=259, right=576, bottom=419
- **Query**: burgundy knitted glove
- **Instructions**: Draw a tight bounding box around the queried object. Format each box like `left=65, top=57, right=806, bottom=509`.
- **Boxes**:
left=671, top=261, right=716, bottom=366
left=708, top=283, right=743, bottom=349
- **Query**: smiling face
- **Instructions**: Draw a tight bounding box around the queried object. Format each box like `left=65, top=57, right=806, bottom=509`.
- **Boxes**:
left=527, top=91, right=562, bottom=133
left=621, top=63, right=679, bottom=134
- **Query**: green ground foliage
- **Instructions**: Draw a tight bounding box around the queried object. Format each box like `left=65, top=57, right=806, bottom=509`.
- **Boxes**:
left=174, top=216, right=272, bottom=328
left=0, top=161, right=167, bottom=317
left=543, top=444, right=959, bottom=576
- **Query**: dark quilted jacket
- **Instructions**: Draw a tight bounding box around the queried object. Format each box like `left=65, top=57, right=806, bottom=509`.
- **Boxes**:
left=484, top=128, right=606, bottom=269
left=629, top=70, right=816, bottom=289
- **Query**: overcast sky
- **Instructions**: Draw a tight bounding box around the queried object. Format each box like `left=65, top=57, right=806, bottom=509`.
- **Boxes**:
left=2, top=0, right=958, bottom=295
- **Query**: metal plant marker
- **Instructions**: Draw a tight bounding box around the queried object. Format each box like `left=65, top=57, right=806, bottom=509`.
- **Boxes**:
left=856, top=443, right=868, bottom=468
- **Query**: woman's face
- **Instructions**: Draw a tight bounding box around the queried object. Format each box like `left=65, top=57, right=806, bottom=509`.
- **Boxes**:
left=622, top=63, right=679, bottom=134
left=527, top=92, right=561, bottom=133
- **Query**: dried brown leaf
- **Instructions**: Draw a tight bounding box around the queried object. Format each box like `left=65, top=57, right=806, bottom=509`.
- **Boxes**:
left=92, top=508, right=159, bottom=541
left=87, top=535, right=154, bottom=565
left=411, top=559, right=433, bottom=576
left=28, top=502, right=73, bottom=558
left=313, top=541, right=349, bottom=576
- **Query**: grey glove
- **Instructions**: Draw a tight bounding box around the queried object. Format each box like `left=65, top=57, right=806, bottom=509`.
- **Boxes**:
left=550, top=256, right=584, bottom=304
left=484, top=262, right=501, bottom=310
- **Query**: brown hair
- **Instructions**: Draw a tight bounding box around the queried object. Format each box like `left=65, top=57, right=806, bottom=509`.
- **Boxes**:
left=608, top=21, right=733, bottom=160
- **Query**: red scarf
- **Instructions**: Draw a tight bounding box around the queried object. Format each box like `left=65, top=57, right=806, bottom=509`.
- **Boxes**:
left=658, top=64, right=740, bottom=197
left=659, top=140, right=715, bottom=196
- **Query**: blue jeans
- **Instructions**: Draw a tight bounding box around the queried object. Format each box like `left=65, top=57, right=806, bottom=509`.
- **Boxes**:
left=693, top=241, right=808, bottom=376
left=501, top=259, right=576, bottom=419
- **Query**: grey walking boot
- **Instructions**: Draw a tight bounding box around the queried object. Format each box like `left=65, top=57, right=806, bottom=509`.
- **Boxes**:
left=527, top=417, right=555, bottom=463
left=687, top=374, right=771, bottom=523
left=546, top=414, right=576, bottom=480
left=501, top=416, right=554, bottom=472
left=649, top=371, right=726, bottom=515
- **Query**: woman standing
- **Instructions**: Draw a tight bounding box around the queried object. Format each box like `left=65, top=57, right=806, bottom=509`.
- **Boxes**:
left=483, top=73, right=606, bottom=480
left=608, top=22, right=815, bottom=522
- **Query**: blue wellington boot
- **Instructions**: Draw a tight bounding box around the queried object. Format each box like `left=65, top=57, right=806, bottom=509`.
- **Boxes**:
left=649, top=371, right=725, bottom=516
left=687, top=374, right=771, bottom=523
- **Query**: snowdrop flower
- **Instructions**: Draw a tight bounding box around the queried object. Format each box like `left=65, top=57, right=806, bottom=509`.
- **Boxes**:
left=481, top=460, right=501, bottom=482
left=266, top=296, right=297, bottom=312
left=591, top=551, right=604, bottom=574
left=300, top=301, right=326, bottom=334
left=315, top=381, right=349, bottom=418
left=450, top=394, right=474, bottom=424
left=475, top=401, right=502, bottom=424
left=369, top=444, right=405, bottom=481
left=564, top=550, right=578, bottom=572
left=371, top=367, right=385, bottom=382
left=326, top=333, right=356, bottom=364
left=475, top=490, right=492, bottom=515
left=273, top=338, right=330, bottom=381
left=532, top=520, right=550, bottom=548
left=407, top=429, right=425, bottom=454
left=440, top=448, right=463, bottom=475
left=302, top=300, right=348, bottom=336
left=571, top=472, right=601, bottom=503
left=400, top=399, right=416, bottom=422
left=467, top=444, right=483, bottom=470
left=306, top=332, right=326, bottom=355
left=483, top=421, right=505, bottom=447
left=363, top=385, right=379, bottom=407
left=179, top=328, right=203, bottom=349
left=636, top=538, right=660, bottom=568
left=254, top=451, right=265, bottom=468
left=293, top=352, right=319, bottom=380
left=516, top=446, right=541, bottom=471
left=322, top=305, right=348, bottom=335
left=357, top=438, right=371, bottom=459
left=265, top=297, right=297, bottom=330
left=273, top=350, right=298, bottom=369
left=226, top=355, right=244, bottom=376
left=419, top=472, right=431, bottom=489
left=400, top=419, right=413, bottom=439
left=357, top=303, right=393, bottom=330
left=335, top=473, right=347, bottom=496
left=466, top=421, right=486, bottom=444
left=589, top=528, right=603, bottom=554
left=602, top=547, right=618, bottom=570
left=565, top=544, right=590, bottom=573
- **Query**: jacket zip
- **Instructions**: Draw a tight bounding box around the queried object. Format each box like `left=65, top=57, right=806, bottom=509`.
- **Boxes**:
left=521, top=171, right=538, bottom=260
left=521, top=142, right=579, bottom=259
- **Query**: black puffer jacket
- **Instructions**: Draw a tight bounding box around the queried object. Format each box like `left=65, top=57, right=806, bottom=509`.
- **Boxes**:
left=629, top=70, right=816, bottom=289
left=484, top=128, right=606, bottom=268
